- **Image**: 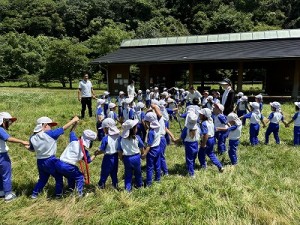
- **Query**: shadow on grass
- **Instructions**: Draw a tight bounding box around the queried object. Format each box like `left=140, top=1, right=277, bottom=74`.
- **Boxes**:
left=167, top=163, right=187, bottom=176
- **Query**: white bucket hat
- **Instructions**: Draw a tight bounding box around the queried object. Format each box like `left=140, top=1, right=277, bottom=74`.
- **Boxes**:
left=100, top=118, right=120, bottom=135
left=270, top=101, right=281, bottom=110
left=186, top=112, right=198, bottom=130
left=237, top=92, right=244, bottom=97
left=294, top=102, right=300, bottom=108
left=199, top=108, right=212, bottom=118
left=119, top=91, right=125, bottom=95
left=249, top=102, right=259, bottom=109
left=121, top=119, right=139, bottom=138
left=138, top=90, right=142, bottom=94
left=36, top=116, right=57, bottom=126
left=144, top=112, right=160, bottom=129
left=227, top=113, right=242, bottom=126
left=125, top=97, right=134, bottom=104
left=255, top=94, right=263, bottom=99
left=136, top=102, right=145, bottom=110
left=167, top=98, right=175, bottom=103
left=207, top=95, right=213, bottom=101
left=108, top=103, right=116, bottom=109
left=0, top=112, right=17, bottom=126
left=97, top=99, right=105, bottom=106
left=81, top=129, right=97, bottom=148
left=146, top=89, right=150, bottom=93
left=103, top=91, right=110, bottom=96
left=240, top=96, right=248, bottom=102
left=214, top=103, right=224, bottom=112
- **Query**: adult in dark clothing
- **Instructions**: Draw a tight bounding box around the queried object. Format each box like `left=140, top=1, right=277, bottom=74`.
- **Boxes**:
left=220, top=78, right=235, bottom=116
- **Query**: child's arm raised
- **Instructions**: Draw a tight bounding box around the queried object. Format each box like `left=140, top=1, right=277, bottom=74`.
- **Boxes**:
left=63, top=116, right=80, bottom=131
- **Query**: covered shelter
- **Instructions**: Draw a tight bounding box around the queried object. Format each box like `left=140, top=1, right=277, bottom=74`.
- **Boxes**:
left=92, top=29, right=300, bottom=98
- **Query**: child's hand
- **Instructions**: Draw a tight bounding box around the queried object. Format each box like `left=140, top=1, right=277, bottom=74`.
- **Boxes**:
left=94, top=150, right=101, bottom=156
left=141, top=153, right=147, bottom=160
left=72, top=116, right=80, bottom=123
left=285, top=124, right=289, bottom=128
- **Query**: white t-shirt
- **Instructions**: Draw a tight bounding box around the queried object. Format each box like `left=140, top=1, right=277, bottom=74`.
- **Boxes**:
left=127, top=84, right=135, bottom=98
left=79, top=80, right=93, bottom=97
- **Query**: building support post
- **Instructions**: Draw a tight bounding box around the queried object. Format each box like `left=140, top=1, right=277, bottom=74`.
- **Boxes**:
left=237, top=62, right=243, bottom=92
left=189, top=63, right=194, bottom=87
left=292, top=60, right=300, bottom=100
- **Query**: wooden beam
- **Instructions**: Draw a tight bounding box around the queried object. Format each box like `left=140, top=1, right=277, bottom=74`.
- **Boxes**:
left=292, top=60, right=300, bottom=99
left=237, top=62, right=243, bottom=92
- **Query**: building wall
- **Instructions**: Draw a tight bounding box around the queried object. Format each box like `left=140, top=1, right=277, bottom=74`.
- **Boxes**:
left=108, top=65, right=130, bottom=95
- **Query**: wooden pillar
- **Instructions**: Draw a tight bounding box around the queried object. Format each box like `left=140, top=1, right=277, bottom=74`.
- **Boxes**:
left=237, top=62, right=243, bottom=92
left=140, top=64, right=150, bottom=90
left=189, top=63, right=194, bottom=87
left=292, top=60, right=300, bottom=99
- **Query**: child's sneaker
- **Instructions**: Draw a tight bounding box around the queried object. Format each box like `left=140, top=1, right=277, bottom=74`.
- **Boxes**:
left=31, top=194, right=38, bottom=199
left=218, top=167, right=224, bottom=173
left=5, top=193, right=17, bottom=202
left=0, top=191, right=5, bottom=198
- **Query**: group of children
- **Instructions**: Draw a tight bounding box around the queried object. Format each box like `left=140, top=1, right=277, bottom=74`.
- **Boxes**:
left=1, top=86, right=300, bottom=201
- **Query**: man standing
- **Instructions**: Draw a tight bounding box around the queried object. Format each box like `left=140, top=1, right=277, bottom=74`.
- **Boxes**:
left=220, top=78, right=235, bottom=116
left=78, top=74, right=96, bottom=119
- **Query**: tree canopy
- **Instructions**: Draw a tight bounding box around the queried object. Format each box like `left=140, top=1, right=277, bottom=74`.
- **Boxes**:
left=0, top=0, right=299, bottom=86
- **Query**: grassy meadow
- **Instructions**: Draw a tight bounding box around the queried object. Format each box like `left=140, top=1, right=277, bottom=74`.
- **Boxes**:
left=0, top=87, right=300, bottom=225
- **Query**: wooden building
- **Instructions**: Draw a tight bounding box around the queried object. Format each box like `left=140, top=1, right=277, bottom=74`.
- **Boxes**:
left=92, top=29, right=300, bottom=98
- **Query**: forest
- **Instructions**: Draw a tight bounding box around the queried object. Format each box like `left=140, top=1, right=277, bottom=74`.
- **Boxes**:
left=0, top=0, right=300, bottom=87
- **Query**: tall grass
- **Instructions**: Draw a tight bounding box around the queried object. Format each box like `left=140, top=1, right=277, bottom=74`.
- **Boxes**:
left=0, top=87, right=300, bottom=225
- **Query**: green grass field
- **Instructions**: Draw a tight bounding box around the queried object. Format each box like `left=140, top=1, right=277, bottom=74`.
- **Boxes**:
left=0, top=87, right=300, bottom=225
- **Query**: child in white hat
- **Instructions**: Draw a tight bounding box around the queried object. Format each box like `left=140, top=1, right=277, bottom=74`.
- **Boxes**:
left=117, top=91, right=126, bottom=120
left=286, top=102, right=300, bottom=145
left=96, top=99, right=105, bottom=141
left=264, top=102, right=287, bottom=144
left=107, top=103, right=118, bottom=121
left=56, top=128, right=98, bottom=197
left=213, top=103, right=228, bottom=155
left=135, top=102, right=146, bottom=142
left=142, top=112, right=161, bottom=186
left=179, top=111, right=200, bottom=177
left=29, top=116, right=79, bottom=199
left=97, top=118, right=120, bottom=189
left=118, top=119, right=145, bottom=191
left=204, top=95, right=214, bottom=110
left=240, top=102, right=266, bottom=145
left=145, top=89, right=151, bottom=108
left=122, top=98, right=135, bottom=121
left=235, top=95, right=249, bottom=125
left=216, top=113, right=242, bottom=165
left=102, top=91, right=111, bottom=117
left=255, top=94, right=263, bottom=112
left=198, top=108, right=224, bottom=172
left=0, top=112, right=29, bottom=202
left=153, top=87, right=160, bottom=100
left=137, top=90, right=143, bottom=102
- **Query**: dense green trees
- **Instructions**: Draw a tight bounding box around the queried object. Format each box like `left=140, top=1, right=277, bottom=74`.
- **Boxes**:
left=0, top=0, right=299, bottom=86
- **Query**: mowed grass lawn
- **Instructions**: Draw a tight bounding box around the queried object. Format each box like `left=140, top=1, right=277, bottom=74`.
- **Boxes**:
left=0, top=87, right=300, bottom=225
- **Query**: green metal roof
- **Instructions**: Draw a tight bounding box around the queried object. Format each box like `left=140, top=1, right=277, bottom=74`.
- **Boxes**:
left=121, top=29, right=300, bottom=47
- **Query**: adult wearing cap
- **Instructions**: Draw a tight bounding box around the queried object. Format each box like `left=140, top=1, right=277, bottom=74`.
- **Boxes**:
left=29, top=116, right=79, bottom=199
left=0, top=112, right=29, bottom=202
left=127, top=80, right=136, bottom=99
left=186, top=86, right=202, bottom=107
left=97, top=118, right=120, bottom=189
left=78, top=73, right=96, bottom=119
left=220, top=78, right=235, bottom=116
left=118, top=119, right=145, bottom=191
left=56, top=129, right=97, bottom=197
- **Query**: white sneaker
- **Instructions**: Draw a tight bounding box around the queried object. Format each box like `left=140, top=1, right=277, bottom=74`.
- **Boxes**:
left=0, top=191, right=5, bottom=197
left=5, top=193, right=17, bottom=202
